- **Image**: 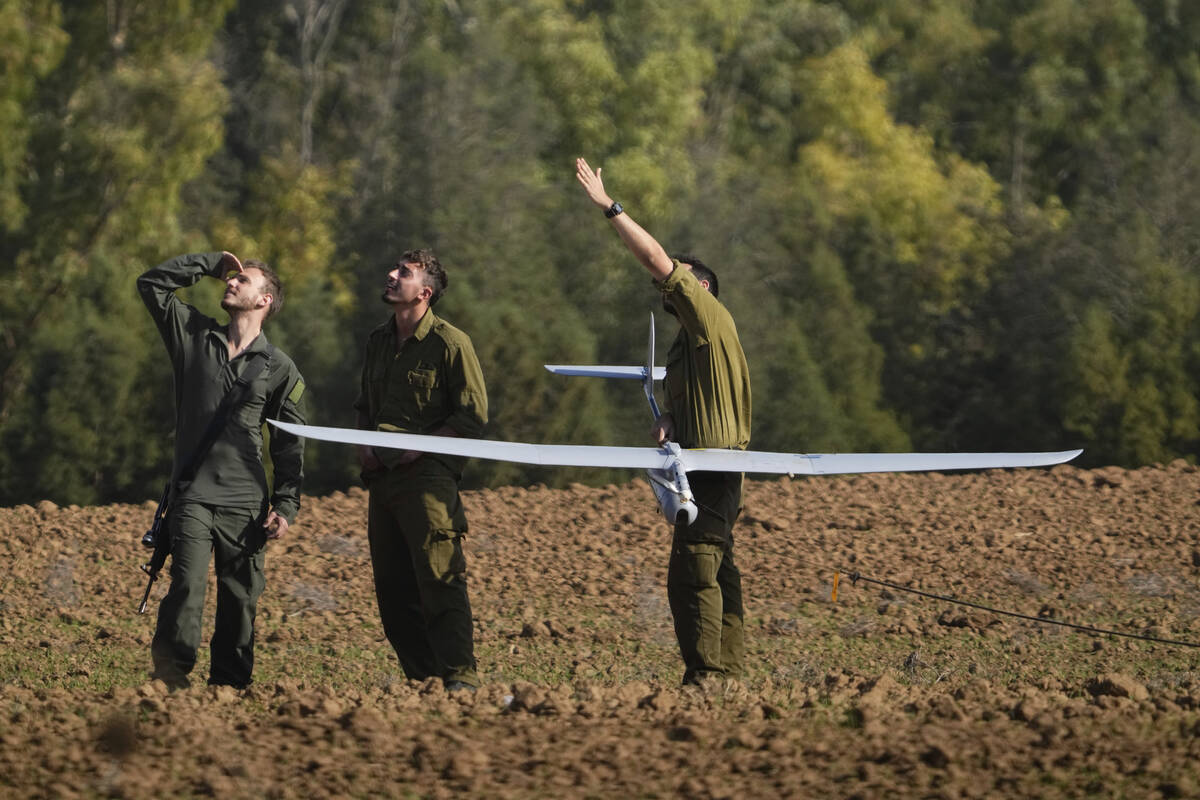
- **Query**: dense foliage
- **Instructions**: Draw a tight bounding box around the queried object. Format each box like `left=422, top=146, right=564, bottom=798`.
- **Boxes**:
left=3, top=0, right=1199, bottom=506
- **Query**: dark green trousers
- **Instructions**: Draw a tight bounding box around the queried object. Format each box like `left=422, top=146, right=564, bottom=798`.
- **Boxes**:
left=151, top=502, right=266, bottom=688
left=666, top=471, right=745, bottom=684
left=366, top=458, right=478, bottom=687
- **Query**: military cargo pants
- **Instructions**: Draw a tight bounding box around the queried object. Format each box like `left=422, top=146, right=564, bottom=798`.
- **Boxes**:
left=151, top=502, right=267, bottom=689
left=366, top=458, right=478, bottom=687
left=666, top=471, right=745, bottom=685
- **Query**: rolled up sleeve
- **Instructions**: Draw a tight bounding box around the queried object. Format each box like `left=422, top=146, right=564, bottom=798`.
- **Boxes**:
left=656, top=261, right=725, bottom=342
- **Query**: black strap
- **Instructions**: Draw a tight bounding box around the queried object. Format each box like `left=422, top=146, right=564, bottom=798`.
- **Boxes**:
left=174, top=345, right=274, bottom=487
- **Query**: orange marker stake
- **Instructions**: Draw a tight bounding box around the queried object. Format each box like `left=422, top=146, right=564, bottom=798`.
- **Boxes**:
left=832, top=571, right=840, bottom=603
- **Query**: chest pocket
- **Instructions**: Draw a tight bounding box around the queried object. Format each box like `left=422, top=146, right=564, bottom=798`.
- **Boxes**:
left=233, top=360, right=272, bottom=431
left=407, top=366, right=441, bottom=414
left=408, top=368, right=437, bottom=389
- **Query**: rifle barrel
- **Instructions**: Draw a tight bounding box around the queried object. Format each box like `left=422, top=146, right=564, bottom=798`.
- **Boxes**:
left=137, top=575, right=154, bottom=614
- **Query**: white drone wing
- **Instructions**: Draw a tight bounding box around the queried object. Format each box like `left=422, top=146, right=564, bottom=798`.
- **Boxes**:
left=544, top=365, right=666, bottom=380
left=679, top=448, right=1084, bottom=475
left=270, top=420, right=1081, bottom=476
left=269, top=421, right=677, bottom=470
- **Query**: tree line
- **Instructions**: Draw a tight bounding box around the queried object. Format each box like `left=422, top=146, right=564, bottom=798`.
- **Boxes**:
left=2, top=0, right=1199, bottom=507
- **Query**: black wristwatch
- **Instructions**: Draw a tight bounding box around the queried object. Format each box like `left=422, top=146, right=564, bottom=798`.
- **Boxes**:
left=604, top=201, right=624, bottom=219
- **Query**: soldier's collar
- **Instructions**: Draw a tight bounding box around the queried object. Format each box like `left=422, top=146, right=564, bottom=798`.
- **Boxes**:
left=411, top=308, right=436, bottom=341
left=210, top=324, right=271, bottom=357
left=243, top=332, right=271, bottom=355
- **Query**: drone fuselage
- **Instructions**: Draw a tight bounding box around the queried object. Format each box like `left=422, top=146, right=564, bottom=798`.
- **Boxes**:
left=645, top=442, right=698, bottom=526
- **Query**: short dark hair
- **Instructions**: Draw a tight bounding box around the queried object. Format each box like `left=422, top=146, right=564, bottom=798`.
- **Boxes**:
left=243, top=259, right=284, bottom=318
left=402, top=248, right=448, bottom=305
left=672, top=254, right=718, bottom=298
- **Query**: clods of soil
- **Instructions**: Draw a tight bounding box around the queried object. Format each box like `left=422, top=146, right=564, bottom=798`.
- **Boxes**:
left=2, top=461, right=1200, bottom=797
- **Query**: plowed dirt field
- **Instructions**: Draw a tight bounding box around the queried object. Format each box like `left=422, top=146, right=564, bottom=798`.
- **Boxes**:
left=3, top=462, right=1200, bottom=798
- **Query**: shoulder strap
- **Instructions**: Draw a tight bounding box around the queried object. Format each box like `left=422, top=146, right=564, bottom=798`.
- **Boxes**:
left=175, top=345, right=275, bottom=486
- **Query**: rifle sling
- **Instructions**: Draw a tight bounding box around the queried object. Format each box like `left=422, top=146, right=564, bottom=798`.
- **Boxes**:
left=173, top=345, right=275, bottom=490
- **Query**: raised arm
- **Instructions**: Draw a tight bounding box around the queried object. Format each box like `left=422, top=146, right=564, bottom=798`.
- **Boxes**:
left=137, top=252, right=241, bottom=315
left=137, top=251, right=242, bottom=355
left=575, top=158, right=675, bottom=281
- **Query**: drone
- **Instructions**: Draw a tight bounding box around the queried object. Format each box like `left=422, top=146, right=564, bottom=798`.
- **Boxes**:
left=270, top=315, right=1081, bottom=525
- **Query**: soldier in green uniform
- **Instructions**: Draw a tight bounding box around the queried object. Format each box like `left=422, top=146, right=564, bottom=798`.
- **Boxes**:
left=138, top=251, right=306, bottom=689
left=575, top=158, right=752, bottom=685
left=354, top=248, right=488, bottom=691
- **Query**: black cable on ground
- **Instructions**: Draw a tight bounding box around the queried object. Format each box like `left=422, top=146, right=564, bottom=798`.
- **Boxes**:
left=796, top=555, right=1200, bottom=649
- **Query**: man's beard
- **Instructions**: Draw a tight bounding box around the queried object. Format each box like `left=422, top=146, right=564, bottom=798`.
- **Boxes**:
left=221, top=295, right=255, bottom=312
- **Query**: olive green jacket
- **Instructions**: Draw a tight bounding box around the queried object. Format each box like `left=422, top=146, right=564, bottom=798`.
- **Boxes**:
left=657, top=262, right=752, bottom=451
left=354, top=309, right=488, bottom=473
left=137, top=253, right=306, bottom=522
